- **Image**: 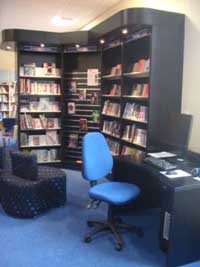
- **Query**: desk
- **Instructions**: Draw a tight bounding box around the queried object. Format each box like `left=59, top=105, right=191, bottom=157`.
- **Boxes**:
left=113, top=153, right=200, bottom=267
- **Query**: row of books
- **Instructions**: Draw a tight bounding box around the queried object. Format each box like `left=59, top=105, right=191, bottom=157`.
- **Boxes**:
left=20, top=114, right=60, bottom=130
left=20, top=79, right=61, bottom=95
left=68, top=134, right=79, bottom=148
left=20, top=99, right=61, bottom=112
left=130, top=83, right=149, bottom=97
left=123, top=103, right=148, bottom=122
left=20, top=63, right=60, bottom=77
left=20, top=131, right=60, bottom=146
left=0, top=103, right=9, bottom=111
left=122, top=125, right=147, bottom=147
left=0, top=84, right=9, bottom=94
left=106, top=138, right=120, bottom=156
left=102, top=100, right=120, bottom=117
left=108, top=84, right=121, bottom=96
left=109, top=64, right=122, bottom=76
left=29, top=149, right=59, bottom=163
left=0, top=95, right=8, bottom=102
left=131, top=58, right=150, bottom=73
left=102, top=120, right=120, bottom=138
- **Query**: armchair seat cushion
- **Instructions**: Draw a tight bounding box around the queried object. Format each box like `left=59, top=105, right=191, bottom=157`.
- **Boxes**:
left=89, top=182, right=140, bottom=206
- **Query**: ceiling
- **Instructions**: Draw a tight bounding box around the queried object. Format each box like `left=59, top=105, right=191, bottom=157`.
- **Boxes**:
left=0, top=0, right=122, bottom=33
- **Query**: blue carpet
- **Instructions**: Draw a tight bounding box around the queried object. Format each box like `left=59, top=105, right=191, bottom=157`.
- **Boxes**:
left=0, top=169, right=199, bottom=267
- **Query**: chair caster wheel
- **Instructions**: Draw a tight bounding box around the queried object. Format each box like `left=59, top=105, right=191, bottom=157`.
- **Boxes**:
left=84, top=236, right=92, bottom=243
left=87, top=221, right=93, bottom=227
left=115, top=243, right=122, bottom=251
left=137, top=229, right=144, bottom=238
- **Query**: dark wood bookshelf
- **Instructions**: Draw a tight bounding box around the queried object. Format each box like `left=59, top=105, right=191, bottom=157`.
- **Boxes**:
left=17, top=44, right=63, bottom=164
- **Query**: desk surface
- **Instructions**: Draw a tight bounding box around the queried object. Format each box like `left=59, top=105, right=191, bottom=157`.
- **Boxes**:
left=116, top=152, right=200, bottom=189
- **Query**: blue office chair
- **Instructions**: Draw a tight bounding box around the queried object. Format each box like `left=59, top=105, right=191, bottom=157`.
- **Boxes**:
left=82, top=132, right=143, bottom=251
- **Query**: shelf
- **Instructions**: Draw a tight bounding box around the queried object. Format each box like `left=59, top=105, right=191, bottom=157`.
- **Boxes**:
left=38, top=160, right=61, bottom=164
left=67, top=146, right=81, bottom=150
left=76, top=104, right=100, bottom=107
left=122, top=95, right=148, bottom=100
left=101, top=113, right=120, bottom=119
left=101, top=95, right=121, bottom=98
left=20, top=128, right=61, bottom=131
left=20, top=111, right=61, bottom=113
left=78, top=88, right=101, bottom=91
left=102, top=75, right=121, bottom=80
left=20, top=144, right=61, bottom=148
left=101, top=131, right=120, bottom=140
left=121, top=138, right=147, bottom=149
left=67, top=119, right=99, bottom=124
left=122, top=117, right=148, bottom=124
left=0, top=93, right=9, bottom=95
left=123, top=72, right=149, bottom=78
left=64, top=130, right=87, bottom=134
left=20, top=75, right=61, bottom=79
left=68, top=114, right=92, bottom=118
left=20, top=94, right=61, bottom=97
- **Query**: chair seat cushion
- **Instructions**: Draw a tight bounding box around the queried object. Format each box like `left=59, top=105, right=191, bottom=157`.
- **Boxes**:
left=89, top=182, right=140, bottom=206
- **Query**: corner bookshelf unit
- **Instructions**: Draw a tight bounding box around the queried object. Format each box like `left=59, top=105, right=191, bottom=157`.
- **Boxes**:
left=62, top=45, right=101, bottom=165
left=100, top=23, right=183, bottom=157
left=8, top=8, right=184, bottom=167
left=17, top=44, right=63, bottom=164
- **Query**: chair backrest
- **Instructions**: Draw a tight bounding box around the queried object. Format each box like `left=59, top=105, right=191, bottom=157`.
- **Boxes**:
left=10, top=152, right=38, bottom=181
left=82, top=132, right=113, bottom=181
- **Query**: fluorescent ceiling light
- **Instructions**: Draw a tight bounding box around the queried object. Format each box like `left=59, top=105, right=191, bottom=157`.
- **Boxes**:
left=52, top=16, right=77, bottom=26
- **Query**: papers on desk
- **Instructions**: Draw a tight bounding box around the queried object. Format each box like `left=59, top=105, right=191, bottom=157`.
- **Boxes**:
left=193, top=176, right=200, bottom=181
left=148, top=151, right=177, bottom=158
left=160, top=169, right=192, bottom=179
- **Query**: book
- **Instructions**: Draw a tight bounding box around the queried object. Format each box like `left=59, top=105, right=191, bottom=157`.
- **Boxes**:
left=68, top=81, right=77, bottom=93
left=106, top=138, right=119, bottom=156
left=142, top=84, right=149, bottom=97
left=29, top=135, right=40, bottom=146
left=91, top=92, right=98, bottom=104
left=110, top=64, right=122, bottom=76
left=78, top=89, right=87, bottom=100
left=23, top=63, right=36, bottom=76
left=47, top=118, right=55, bottom=128
left=43, top=63, right=56, bottom=76
left=68, top=134, right=79, bottom=148
left=131, top=59, right=150, bottom=73
left=38, top=98, right=49, bottom=111
left=79, top=118, right=88, bottom=131
left=68, top=102, right=76, bottom=114
left=46, top=131, right=59, bottom=145
left=109, top=84, right=121, bottom=96
left=92, top=110, right=100, bottom=123
left=103, top=120, right=120, bottom=137
left=29, top=101, right=38, bottom=111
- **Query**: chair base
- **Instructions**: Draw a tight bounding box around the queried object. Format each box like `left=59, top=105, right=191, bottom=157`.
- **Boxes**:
left=84, top=218, right=143, bottom=251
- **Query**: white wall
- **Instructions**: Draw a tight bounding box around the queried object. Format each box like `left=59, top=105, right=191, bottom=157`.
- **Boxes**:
left=83, top=0, right=200, bottom=153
